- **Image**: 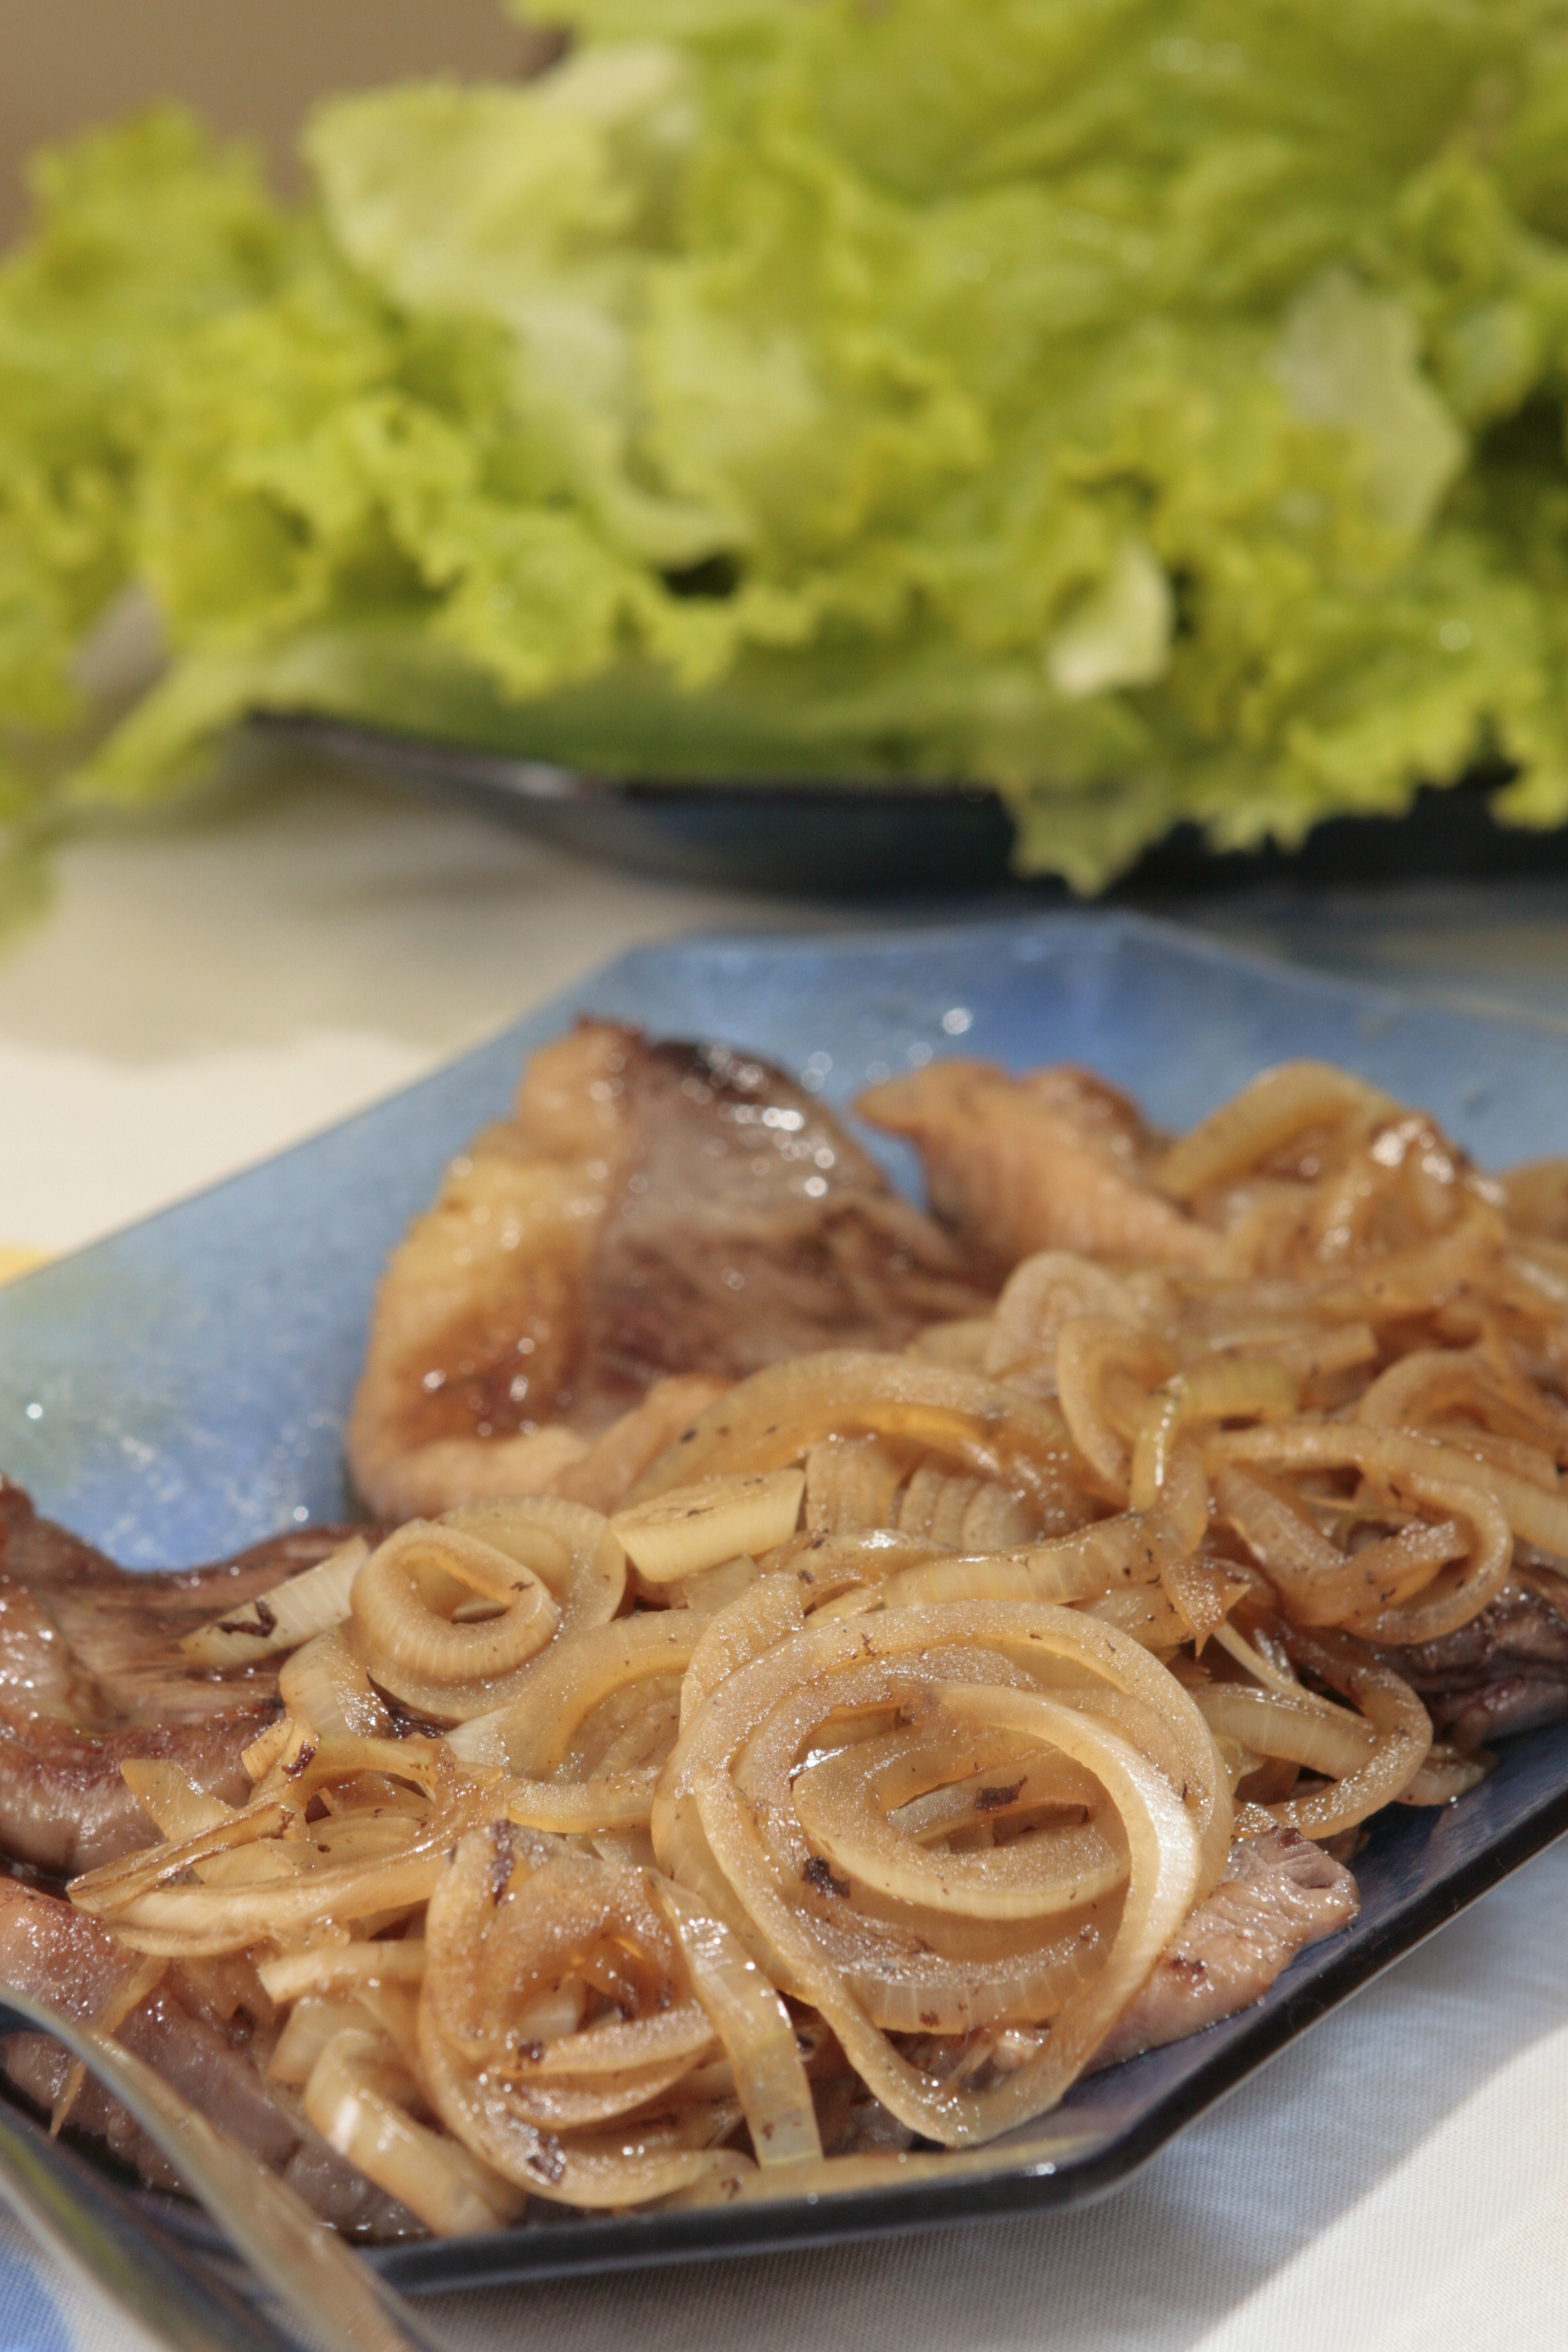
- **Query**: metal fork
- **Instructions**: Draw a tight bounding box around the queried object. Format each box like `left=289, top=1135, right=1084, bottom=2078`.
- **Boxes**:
left=0, top=1985, right=450, bottom=2352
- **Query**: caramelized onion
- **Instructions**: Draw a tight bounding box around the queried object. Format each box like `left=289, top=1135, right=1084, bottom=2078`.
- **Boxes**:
left=1153, top=1061, right=1391, bottom=1201
left=631, top=1353, right=1099, bottom=1533
left=418, top=1828, right=746, bottom=2206
left=351, top=1520, right=561, bottom=1720
left=304, top=2026, right=523, bottom=2235
left=652, top=1599, right=1226, bottom=2143
left=181, top=1536, right=370, bottom=1668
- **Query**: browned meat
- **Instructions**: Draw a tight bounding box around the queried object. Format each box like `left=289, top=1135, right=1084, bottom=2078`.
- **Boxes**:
left=0, top=1879, right=420, bottom=2234
left=856, top=1060, right=1217, bottom=1283
left=0, top=1709, right=279, bottom=1879
left=1500, top=1158, right=1568, bottom=1240
left=1095, top=1826, right=1359, bottom=2067
left=348, top=1024, right=992, bottom=1520
left=0, top=1479, right=351, bottom=1873
left=1385, top=1577, right=1568, bottom=1749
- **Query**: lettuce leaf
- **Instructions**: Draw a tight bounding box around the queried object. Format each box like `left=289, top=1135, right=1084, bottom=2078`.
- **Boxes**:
left=7, top=3, right=1568, bottom=889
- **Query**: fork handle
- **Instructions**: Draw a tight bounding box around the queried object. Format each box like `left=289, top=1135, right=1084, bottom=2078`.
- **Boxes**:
left=0, top=2087, right=301, bottom=2352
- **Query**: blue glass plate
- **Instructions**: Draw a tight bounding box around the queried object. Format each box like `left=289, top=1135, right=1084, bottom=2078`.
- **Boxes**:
left=3, top=911, right=1567, bottom=2290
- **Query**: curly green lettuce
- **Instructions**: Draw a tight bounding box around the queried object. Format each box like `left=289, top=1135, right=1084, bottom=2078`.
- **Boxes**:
left=7, top=1, right=1568, bottom=888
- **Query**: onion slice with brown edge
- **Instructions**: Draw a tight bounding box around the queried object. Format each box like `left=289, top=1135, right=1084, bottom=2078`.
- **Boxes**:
left=650, top=1876, right=823, bottom=2168
left=181, top=1535, right=371, bottom=1668
left=630, top=1353, right=1101, bottom=1532
left=1209, top=1424, right=1517, bottom=1643
left=418, top=1828, right=746, bottom=2206
left=350, top=1520, right=562, bottom=1721
left=438, top=1496, right=627, bottom=1635
left=303, top=2026, right=523, bottom=2236
left=653, top=1598, right=1227, bottom=2146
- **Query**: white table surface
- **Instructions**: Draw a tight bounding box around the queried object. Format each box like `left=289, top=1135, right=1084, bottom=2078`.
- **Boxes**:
left=4, top=755, right=1568, bottom=2351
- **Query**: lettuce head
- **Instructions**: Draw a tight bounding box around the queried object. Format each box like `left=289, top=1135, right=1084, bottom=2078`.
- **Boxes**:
left=7, top=2, right=1568, bottom=888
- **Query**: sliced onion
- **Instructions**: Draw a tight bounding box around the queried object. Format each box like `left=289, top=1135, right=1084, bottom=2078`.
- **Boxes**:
left=985, top=1253, right=1146, bottom=1383
left=697, top=1691, right=1197, bottom=2146
left=70, top=1738, right=500, bottom=1955
left=418, top=1829, right=745, bottom=2205
left=1313, top=1197, right=1505, bottom=1324
left=681, top=1577, right=807, bottom=1732
left=119, top=1762, right=240, bottom=1843
left=790, top=1725, right=1127, bottom=1921
left=1153, top=1062, right=1391, bottom=1201
left=268, top=1995, right=371, bottom=2086
left=613, top=1469, right=805, bottom=1584
left=440, top=1495, right=626, bottom=1634
left=304, top=2027, right=524, bottom=2236
left=907, top=1318, right=995, bottom=1369
left=551, top=1375, right=732, bottom=1514
left=652, top=1599, right=1227, bottom=2145
left=630, top=1353, right=1099, bottom=1535
left=879, top=1518, right=1161, bottom=1614
left=1055, top=1318, right=1175, bottom=1495
left=1156, top=1557, right=1252, bottom=1652
left=651, top=1877, right=822, bottom=2167
left=447, top=1616, right=697, bottom=1834
left=805, top=1438, right=910, bottom=1534
left=1211, top=1424, right=1516, bottom=1641
left=180, top=1536, right=370, bottom=1669
left=450, top=1617, right=699, bottom=1773
left=351, top=1520, right=560, bottom=1722
left=1401, top=1743, right=1494, bottom=1804
left=1356, top=1344, right=1568, bottom=1455
left=1130, top=1358, right=1297, bottom=1506
left=1195, top=1626, right=1431, bottom=1835
left=279, top=1626, right=391, bottom=1739
left=258, top=1939, right=426, bottom=2005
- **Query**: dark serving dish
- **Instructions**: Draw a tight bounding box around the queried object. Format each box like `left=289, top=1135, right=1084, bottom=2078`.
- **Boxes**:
left=254, top=712, right=1568, bottom=897
left=3, top=911, right=1567, bottom=2290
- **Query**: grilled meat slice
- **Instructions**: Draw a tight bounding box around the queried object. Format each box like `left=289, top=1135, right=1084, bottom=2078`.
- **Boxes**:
left=0, top=1708, right=279, bottom=1879
left=0, top=1480, right=351, bottom=1873
left=1096, top=1826, right=1359, bottom=2067
left=857, top=1060, right=1216, bottom=1282
left=1385, top=1577, right=1568, bottom=1749
left=0, top=1879, right=420, bottom=2235
left=347, top=1024, right=992, bottom=1520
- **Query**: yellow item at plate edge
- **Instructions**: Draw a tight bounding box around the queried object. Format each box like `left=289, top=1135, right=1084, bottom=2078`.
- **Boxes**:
left=0, top=1244, right=48, bottom=1285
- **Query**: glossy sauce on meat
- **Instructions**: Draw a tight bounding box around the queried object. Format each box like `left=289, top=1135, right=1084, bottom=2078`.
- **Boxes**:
left=858, top=1059, right=1216, bottom=1279
left=0, top=1879, right=419, bottom=2233
left=0, top=1480, right=347, bottom=1872
left=1095, top=1826, right=1360, bottom=2067
left=1385, top=1577, right=1568, bottom=1749
left=348, top=1025, right=991, bottom=1518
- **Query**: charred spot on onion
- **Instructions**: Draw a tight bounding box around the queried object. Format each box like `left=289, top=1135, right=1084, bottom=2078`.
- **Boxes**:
left=975, top=1782, right=1026, bottom=1813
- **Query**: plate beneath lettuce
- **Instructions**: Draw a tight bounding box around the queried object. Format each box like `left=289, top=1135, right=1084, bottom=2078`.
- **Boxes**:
left=255, top=714, right=1568, bottom=897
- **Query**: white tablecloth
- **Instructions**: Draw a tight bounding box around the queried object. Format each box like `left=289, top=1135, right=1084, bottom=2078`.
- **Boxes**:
left=4, top=761, right=1568, bottom=2352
